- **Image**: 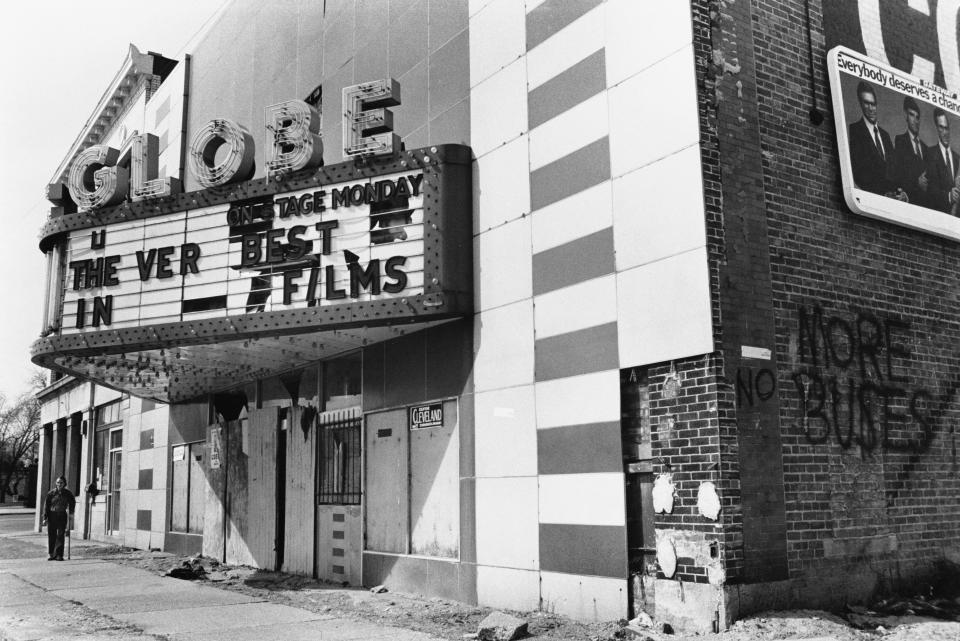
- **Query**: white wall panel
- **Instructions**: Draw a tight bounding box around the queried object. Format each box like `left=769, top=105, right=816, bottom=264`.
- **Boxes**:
left=613, top=144, right=706, bottom=271
left=538, top=473, right=625, bottom=526
left=605, top=0, right=693, bottom=88
left=540, top=571, right=628, bottom=622
left=473, top=300, right=534, bottom=392
left=474, top=385, right=537, bottom=477
left=470, top=58, right=529, bottom=157
left=617, top=247, right=714, bottom=367
left=475, top=136, right=530, bottom=233
left=609, top=45, right=699, bottom=179
left=533, top=275, right=616, bottom=339
left=470, top=0, right=526, bottom=87
left=477, top=566, right=541, bottom=611
left=534, top=370, right=620, bottom=429
left=475, top=476, right=539, bottom=568
left=475, top=215, right=532, bottom=311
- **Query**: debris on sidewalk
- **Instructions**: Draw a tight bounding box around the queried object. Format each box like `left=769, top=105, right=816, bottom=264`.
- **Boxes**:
left=371, top=584, right=388, bottom=593
left=165, top=556, right=208, bottom=580
left=629, top=612, right=654, bottom=628
left=477, top=611, right=528, bottom=641
left=845, top=593, right=960, bottom=630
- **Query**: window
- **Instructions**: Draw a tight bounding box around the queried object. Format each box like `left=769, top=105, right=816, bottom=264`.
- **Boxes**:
left=170, top=442, right=204, bottom=534
left=317, top=411, right=361, bottom=505
left=317, top=353, right=362, bottom=504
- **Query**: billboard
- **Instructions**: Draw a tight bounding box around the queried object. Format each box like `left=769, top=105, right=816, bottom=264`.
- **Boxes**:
left=829, top=46, right=960, bottom=241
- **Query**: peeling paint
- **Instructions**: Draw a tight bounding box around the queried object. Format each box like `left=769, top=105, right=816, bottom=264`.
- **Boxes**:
left=697, top=481, right=722, bottom=520
left=656, top=529, right=725, bottom=586
left=657, top=537, right=677, bottom=578
left=653, top=473, right=676, bottom=514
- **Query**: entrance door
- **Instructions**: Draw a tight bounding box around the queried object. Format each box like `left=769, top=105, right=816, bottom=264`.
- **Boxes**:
left=107, top=428, right=123, bottom=534
left=621, top=367, right=655, bottom=617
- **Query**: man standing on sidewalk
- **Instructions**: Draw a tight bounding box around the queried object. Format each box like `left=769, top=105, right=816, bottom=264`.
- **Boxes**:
left=42, top=476, right=75, bottom=561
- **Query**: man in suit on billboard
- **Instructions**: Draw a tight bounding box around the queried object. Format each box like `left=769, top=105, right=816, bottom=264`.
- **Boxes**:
left=848, top=81, right=900, bottom=197
left=926, top=108, right=960, bottom=213
left=890, top=97, right=930, bottom=207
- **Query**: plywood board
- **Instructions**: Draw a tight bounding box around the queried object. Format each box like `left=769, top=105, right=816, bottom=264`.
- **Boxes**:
left=202, top=423, right=225, bottom=561
left=364, top=408, right=408, bottom=554
left=410, top=400, right=459, bottom=558
left=245, top=407, right=278, bottom=569
left=225, top=417, right=253, bottom=567
left=282, top=406, right=316, bottom=576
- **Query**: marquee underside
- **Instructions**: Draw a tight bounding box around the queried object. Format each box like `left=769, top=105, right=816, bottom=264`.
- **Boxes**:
left=33, top=316, right=456, bottom=403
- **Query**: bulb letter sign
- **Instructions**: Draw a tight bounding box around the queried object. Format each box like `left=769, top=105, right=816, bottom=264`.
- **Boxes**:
left=67, top=80, right=399, bottom=212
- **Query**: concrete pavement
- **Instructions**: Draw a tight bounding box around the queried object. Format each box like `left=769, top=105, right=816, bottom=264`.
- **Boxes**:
left=0, top=528, right=444, bottom=641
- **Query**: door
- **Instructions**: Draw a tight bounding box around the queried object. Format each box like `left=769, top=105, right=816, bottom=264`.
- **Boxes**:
left=107, top=428, right=123, bottom=534
left=364, top=408, right=409, bottom=553
left=621, top=367, right=655, bottom=617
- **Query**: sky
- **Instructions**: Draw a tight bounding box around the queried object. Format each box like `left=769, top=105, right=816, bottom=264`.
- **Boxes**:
left=0, top=0, right=229, bottom=400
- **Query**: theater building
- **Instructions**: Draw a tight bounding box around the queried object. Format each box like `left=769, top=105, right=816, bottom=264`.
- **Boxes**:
left=33, top=0, right=960, bottom=633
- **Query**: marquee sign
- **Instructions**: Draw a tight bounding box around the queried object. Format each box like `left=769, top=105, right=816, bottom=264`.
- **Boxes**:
left=829, top=46, right=960, bottom=241
left=33, top=144, right=472, bottom=402
left=34, top=77, right=472, bottom=403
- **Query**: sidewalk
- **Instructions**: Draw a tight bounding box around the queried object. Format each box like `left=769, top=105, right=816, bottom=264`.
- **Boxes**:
left=0, top=530, right=444, bottom=641
left=0, top=505, right=35, bottom=516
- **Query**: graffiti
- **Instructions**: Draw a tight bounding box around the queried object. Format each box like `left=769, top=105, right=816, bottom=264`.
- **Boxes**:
left=791, top=305, right=958, bottom=453
left=736, top=367, right=776, bottom=407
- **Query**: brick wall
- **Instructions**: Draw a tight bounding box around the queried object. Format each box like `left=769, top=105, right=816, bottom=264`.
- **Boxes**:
left=705, top=0, right=960, bottom=601
left=648, top=356, right=725, bottom=584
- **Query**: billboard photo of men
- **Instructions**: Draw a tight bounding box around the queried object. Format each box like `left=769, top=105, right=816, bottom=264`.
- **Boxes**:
left=926, top=108, right=960, bottom=214
left=847, top=81, right=906, bottom=200
left=889, top=97, right=930, bottom=207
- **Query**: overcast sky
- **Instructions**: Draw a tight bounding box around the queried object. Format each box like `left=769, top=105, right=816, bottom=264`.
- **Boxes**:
left=0, top=0, right=228, bottom=400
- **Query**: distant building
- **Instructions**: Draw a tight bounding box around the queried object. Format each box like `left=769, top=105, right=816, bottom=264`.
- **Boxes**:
left=32, top=0, right=960, bottom=633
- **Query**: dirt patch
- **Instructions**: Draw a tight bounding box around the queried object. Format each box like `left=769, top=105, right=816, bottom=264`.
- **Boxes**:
left=74, top=547, right=960, bottom=641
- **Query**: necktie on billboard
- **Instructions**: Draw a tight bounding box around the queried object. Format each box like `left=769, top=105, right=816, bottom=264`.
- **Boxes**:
left=874, top=126, right=885, bottom=159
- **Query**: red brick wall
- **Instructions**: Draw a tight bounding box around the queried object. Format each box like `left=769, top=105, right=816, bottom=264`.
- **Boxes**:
left=647, top=356, right=726, bottom=584
left=699, top=0, right=960, bottom=600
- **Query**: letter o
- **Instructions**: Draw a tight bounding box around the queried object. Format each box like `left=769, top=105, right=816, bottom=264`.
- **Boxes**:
left=188, top=119, right=255, bottom=188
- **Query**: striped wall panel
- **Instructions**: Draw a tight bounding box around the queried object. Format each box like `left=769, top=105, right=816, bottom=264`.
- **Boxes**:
left=524, top=0, right=626, bottom=606
left=536, top=421, right=622, bottom=475
left=526, top=0, right=603, bottom=52
left=532, top=228, right=615, bottom=296
left=528, top=50, right=606, bottom=129
left=539, top=523, right=627, bottom=578
left=529, top=137, right=610, bottom=211
left=534, top=322, right=618, bottom=382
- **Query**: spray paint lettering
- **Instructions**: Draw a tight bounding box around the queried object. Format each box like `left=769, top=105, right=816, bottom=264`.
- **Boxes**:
left=790, top=305, right=940, bottom=453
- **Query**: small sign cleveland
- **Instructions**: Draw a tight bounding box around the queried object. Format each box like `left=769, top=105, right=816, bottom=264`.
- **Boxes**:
left=410, top=403, right=443, bottom=430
